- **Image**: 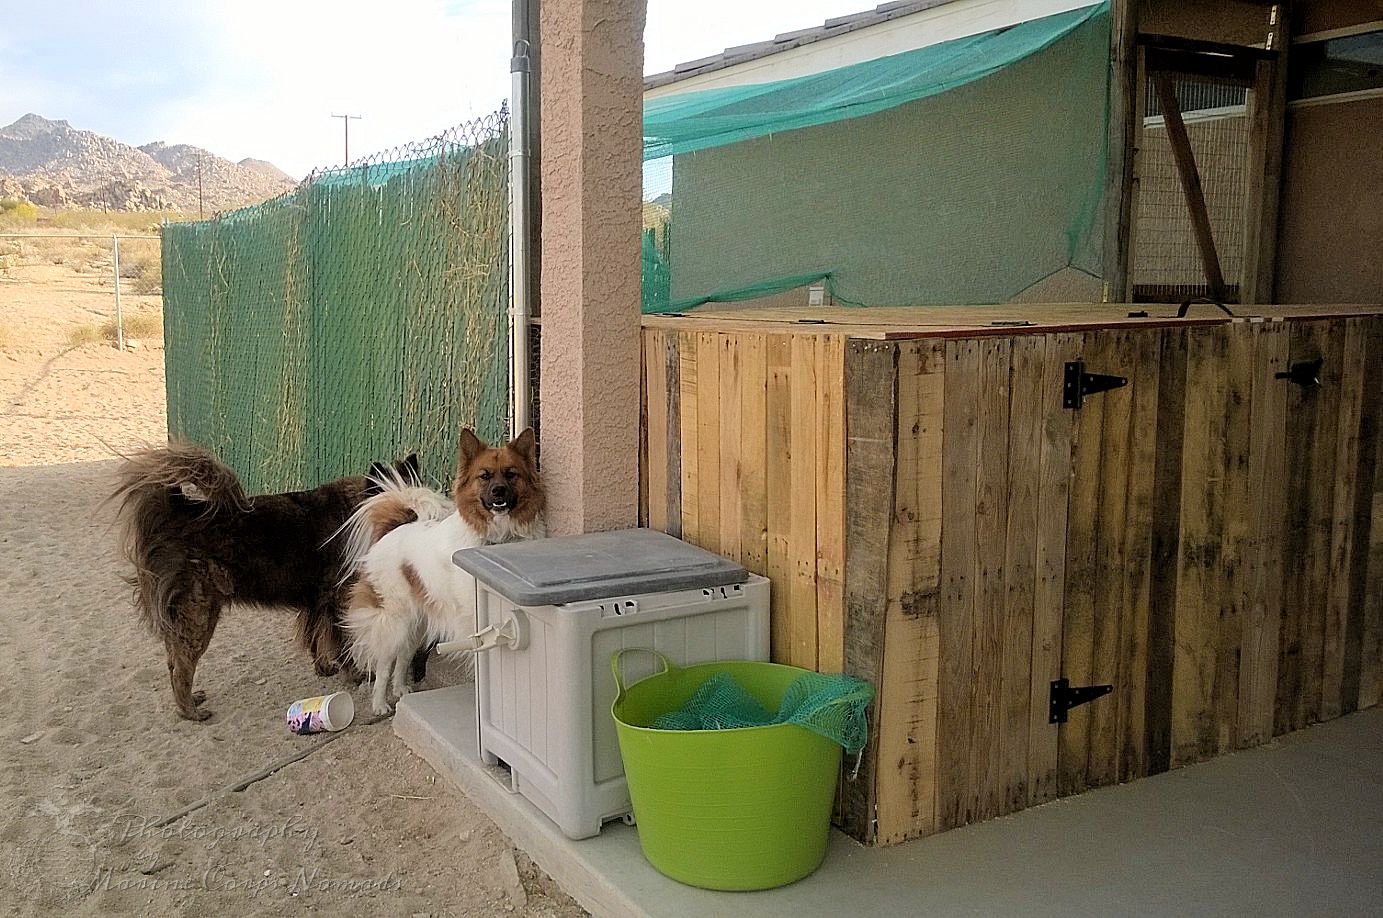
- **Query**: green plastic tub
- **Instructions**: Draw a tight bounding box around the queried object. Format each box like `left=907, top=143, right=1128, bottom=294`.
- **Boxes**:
left=610, top=650, right=842, bottom=891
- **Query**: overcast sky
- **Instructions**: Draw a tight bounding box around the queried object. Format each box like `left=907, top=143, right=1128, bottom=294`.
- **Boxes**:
left=0, top=0, right=853, bottom=179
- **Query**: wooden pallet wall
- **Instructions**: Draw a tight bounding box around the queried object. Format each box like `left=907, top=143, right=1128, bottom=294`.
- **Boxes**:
left=640, top=317, right=1383, bottom=847
left=640, top=328, right=848, bottom=671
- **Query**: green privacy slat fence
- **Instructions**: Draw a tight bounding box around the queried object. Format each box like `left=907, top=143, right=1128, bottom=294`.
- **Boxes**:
left=162, top=110, right=509, bottom=494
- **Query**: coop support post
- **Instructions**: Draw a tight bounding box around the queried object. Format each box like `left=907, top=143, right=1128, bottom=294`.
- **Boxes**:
left=1101, top=0, right=1138, bottom=303
left=112, top=234, right=125, bottom=350
left=538, top=0, right=646, bottom=535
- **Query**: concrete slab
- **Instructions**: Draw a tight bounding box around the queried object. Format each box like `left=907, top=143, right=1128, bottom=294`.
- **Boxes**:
left=396, top=686, right=1383, bottom=918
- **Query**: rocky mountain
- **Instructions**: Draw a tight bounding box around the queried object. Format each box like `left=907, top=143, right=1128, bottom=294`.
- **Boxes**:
left=0, top=114, right=296, bottom=213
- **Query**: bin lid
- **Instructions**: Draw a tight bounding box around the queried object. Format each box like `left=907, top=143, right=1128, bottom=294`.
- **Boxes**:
left=453, top=528, right=748, bottom=605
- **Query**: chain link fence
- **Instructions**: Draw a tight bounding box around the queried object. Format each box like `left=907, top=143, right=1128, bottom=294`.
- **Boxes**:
left=161, top=110, right=510, bottom=493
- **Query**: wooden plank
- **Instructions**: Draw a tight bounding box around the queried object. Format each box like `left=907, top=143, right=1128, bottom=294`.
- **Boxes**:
left=1300, top=323, right=1345, bottom=728
left=1001, top=335, right=1041, bottom=815
left=663, top=332, right=682, bottom=538
left=738, top=334, right=768, bottom=577
left=1118, top=328, right=1160, bottom=782
left=1323, top=320, right=1365, bottom=717
left=938, top=338, right=980, bottom=828
left=839, top=339, right=899, bottom=844
left=1172, top=326, right=1227, bottom=767
left=1146, top=328, right=1187, bottom=774
left=815, top=335, right=848, bottom=674
left=1151, top=71, right=1228, bottom=303
left=1215, top=324, right=1255, bottom=754
left=788, top=334, right=820, bottom=669
left=695, top=332, right=722, bottom=555
left=644, top=330, right=669, bottom=534
left=1059, top=331, right=1107, bottom=797
left=677, top=331, right=698, bottom=543
left=1102, top=0, right=1140, bottom=301
left=874, top=339, right=945, bottom=844
left=1365, top=482, right=1383, bottom=708
left=765, top=335, right=794, bottom=664
left=970, top=337, right=1010, bottom=822
left=1029, top=333, right=1080, bottom=805
left=1088, top=330, right=1134, bottom=787
left=718, top=334, right=743, bottom=563
left=640, top=304, right=1383, bottom=340
left=1348, top=318, right=1383, bottom=711
left=1277, top=321, right=1343, bottom=733
left=647, top=303, right=1383, bottom=326
left=1324, top=319, right=1366, bottom=719
left=639, top=331, right=649, bottom=528
left=1238, top=321, right=1289, bottom=748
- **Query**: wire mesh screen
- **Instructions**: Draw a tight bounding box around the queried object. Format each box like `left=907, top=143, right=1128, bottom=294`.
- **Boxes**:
left=161, top=110, right=510, bottom=494
left=641, top=5, right=1111, bottom=312
left=1133, top=78, right=1249, bottom=302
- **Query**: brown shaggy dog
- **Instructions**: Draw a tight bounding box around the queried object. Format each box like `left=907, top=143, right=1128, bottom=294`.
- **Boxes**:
left=111, top=443, right=419, bottom=721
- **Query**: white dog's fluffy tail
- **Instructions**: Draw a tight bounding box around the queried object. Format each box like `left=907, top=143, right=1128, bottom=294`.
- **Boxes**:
left=330, top=468, right=453, bottom=584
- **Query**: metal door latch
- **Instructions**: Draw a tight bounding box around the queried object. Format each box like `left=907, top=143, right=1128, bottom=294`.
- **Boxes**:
left=1275, top=357, right=1322, bottom=388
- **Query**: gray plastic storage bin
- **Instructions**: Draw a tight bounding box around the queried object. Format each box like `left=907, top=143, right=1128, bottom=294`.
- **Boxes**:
left=453, top=528, right=770, bottom=839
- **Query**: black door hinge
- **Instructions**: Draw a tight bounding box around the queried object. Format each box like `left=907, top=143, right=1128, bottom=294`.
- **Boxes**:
left=1049, top=678, right=1113, bottom=724
left=1063, top=361, right=1128, bottom=409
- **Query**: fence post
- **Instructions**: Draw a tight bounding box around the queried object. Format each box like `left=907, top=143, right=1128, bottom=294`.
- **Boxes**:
left=111, top=234, right=125, bottom=350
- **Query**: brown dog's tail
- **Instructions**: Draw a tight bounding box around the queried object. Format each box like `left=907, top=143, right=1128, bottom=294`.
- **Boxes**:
left=110, top=443, right=250, bottom=635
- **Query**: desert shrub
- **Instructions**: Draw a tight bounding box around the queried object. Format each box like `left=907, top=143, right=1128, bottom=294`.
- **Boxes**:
left=68, top=310, right=164, bottom=346
left=67, top=322, right=104, bottom=346
left=121, top=311, right=163, bottom=339
left=0, top=198, right=38, bottom=224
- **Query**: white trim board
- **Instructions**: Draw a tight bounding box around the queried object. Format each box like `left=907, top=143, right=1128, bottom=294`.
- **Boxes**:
left=1295, top=20, right=1383, bottom=45
left=645, top=0, right=1101, bottom=100
left=1289, top=86, right=1383, bottom=110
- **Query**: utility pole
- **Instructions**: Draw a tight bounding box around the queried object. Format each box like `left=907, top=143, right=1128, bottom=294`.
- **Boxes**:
left=195, top=153, right=205, bottom=218
left=330, top=113, right=362, bottom=165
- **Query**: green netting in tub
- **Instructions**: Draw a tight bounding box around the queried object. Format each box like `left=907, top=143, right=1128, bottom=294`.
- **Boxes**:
left=652, top=671, right=876, bottom=754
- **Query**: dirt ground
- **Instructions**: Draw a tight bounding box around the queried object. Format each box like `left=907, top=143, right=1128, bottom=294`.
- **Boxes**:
left=0, top=255, right=586, bottom=916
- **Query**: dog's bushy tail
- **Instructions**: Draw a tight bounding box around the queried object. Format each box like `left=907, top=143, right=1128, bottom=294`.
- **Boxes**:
left=342, top=579, right=420, bottom=675
left=331, top=469, right=453, bottom=586
left=110, top=443, right=250, bottom=635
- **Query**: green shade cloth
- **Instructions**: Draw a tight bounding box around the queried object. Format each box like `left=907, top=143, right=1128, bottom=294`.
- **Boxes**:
left=643, top=2, right=1109, bottom=160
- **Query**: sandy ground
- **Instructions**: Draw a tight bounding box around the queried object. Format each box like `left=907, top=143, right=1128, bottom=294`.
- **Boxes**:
left=0, top=256, right=586, bottom=916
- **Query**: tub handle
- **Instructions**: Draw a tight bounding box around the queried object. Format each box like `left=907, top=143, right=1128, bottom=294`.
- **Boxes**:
left=610, top=648, right=673, bottom=698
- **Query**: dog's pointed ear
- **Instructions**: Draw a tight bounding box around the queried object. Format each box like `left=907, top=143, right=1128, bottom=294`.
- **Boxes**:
left=457, top=429, right=486, bottom=469
left=401, top=452, right=420, bottom=484
left=365, top=461, right=390, bottom=495
left=507, top=428, right=536, bottom=464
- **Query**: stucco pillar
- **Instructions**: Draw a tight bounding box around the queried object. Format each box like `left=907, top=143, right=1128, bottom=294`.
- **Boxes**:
left=538, top=0, right=646, bottom=535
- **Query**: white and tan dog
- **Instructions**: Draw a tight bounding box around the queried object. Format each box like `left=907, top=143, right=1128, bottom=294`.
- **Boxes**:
left=340, top=428, right=546, bottom=714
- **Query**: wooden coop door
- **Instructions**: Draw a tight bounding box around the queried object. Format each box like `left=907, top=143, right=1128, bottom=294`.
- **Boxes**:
left=1130, top=33, right=1285, bottom=305
left=1056, top=318, right=1383, bottom=791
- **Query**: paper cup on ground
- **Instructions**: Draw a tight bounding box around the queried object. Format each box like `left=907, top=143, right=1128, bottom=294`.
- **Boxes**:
left=286, top=692, right=354, bottom=734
